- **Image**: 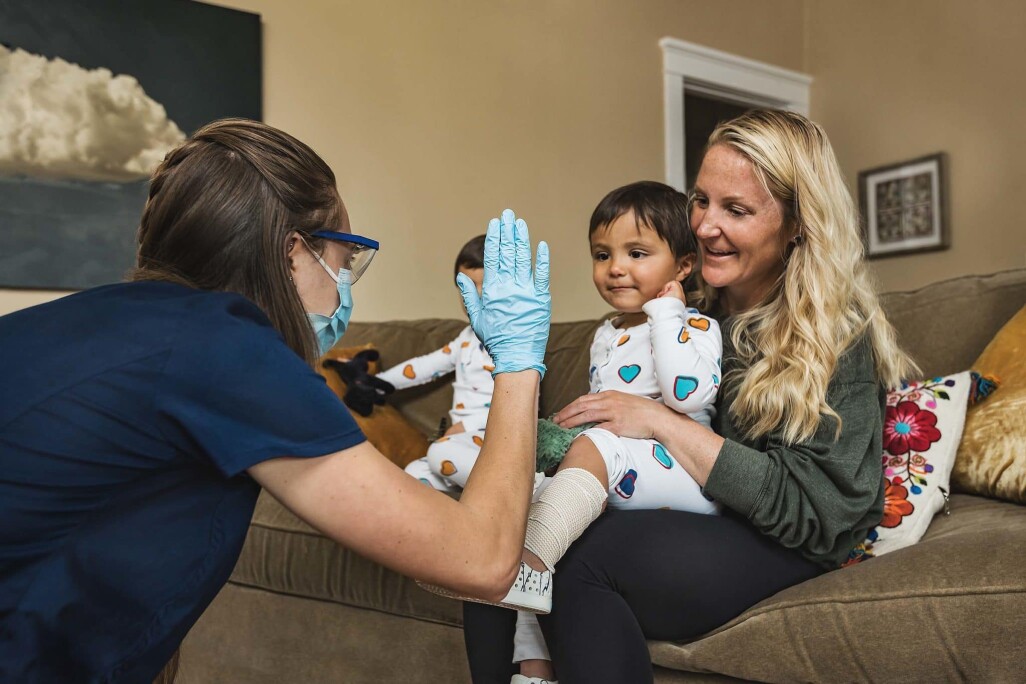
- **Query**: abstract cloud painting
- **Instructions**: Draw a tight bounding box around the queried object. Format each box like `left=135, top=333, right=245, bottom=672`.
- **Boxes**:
left=0, top=0, right=261, bottom=289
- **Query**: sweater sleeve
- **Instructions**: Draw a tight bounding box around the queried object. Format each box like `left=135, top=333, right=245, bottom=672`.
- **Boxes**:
left=377, top=333, right=460, bottom=390
left=643, top=298, right=722, bottom=416
left=703, top=339, right=886, bottom=567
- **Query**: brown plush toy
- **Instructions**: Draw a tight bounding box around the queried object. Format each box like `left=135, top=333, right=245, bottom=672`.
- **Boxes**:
left=318, top=343, right=429, bottom=469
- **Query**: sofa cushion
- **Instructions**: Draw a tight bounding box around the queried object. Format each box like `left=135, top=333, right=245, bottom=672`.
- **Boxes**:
left=880, top=268, right=1026, bottom=377
left=538, top=319, right=598, bottom=417
left=647, top=494, right=1026, bottom=683
left=954, top=302, right=1026, bottom=503
left=228, top=491, right=462, bottom=627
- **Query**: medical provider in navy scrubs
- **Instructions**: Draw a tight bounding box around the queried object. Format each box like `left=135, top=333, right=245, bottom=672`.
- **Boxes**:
left=0, top=118, right=551, bottom=682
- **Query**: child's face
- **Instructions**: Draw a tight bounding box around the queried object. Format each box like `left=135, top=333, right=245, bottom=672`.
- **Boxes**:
left=456, top=267, right=484, bottom=315
left=590, top=212, right=693, bottom=314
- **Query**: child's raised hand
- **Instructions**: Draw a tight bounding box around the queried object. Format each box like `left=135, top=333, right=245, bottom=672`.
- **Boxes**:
left=657, top=281, right=687, bottom=304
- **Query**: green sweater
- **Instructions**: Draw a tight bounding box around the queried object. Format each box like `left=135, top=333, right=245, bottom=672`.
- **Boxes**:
left=705, top=331, right=886, bottom=569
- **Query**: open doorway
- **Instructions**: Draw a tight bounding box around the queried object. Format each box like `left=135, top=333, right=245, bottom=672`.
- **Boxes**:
left=683, top=92, right=752, bottom=191
left=661, top=38, right=812, bottom=193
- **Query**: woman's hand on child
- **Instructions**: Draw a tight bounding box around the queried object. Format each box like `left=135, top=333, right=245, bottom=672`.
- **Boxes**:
left=657, top=280, right=687, bottom=304
left=457, top=209, right=551, bottom=378
left=553, top=390, right=675, bottom=440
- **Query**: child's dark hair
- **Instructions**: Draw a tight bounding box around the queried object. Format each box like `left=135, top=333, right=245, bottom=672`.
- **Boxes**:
left=454, top=234, right=486, bottom=282
left=589, top=181, right=696, bottom=259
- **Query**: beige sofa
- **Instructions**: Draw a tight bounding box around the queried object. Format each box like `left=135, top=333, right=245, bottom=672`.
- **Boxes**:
left=177, top=268, right=1026, bottom=683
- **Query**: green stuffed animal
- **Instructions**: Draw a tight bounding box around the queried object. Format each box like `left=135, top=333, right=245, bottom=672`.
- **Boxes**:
left=535, top=418, right=595, bottom=473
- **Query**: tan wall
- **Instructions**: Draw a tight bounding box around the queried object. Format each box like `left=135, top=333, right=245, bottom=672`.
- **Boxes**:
left=7, top=1, right=1020, bottom=319
left=806, top=0, right=1026, bottom=292
left=0, top=0, right=804, bottom=320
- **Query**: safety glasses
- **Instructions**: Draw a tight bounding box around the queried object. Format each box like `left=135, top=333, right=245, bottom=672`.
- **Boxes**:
left=311, top=230, right=379, bottom=284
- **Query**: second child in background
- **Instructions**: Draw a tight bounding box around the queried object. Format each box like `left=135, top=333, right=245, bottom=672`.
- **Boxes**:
left=379, top=236, right=531, bottom=493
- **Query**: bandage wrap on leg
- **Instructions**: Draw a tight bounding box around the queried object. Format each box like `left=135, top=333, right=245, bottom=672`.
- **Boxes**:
left=524, top=467, right=607, bottom=573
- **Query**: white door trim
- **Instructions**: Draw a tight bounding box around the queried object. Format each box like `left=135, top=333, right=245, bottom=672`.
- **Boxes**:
left=660, top=38, right=813, bottom=191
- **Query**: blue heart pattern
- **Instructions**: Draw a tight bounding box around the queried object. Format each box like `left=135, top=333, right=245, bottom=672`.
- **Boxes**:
left=673, top=376, right=700, bottom=402
left=618, top=364, right=641, bottom=383
left=614, top=469, right=638, bottom=499
left=652, top=443, right=673, bottom=469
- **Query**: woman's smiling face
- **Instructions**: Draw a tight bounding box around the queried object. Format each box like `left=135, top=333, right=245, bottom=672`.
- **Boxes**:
left=690, top=144, right=792, bottom=314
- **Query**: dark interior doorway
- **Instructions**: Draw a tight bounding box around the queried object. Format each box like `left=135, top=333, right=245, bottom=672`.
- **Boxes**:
left=684, top=92, right=753, bottom=191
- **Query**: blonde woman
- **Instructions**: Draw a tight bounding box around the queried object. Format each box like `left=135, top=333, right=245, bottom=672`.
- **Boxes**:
left=464, top=109, right=916, bottom=684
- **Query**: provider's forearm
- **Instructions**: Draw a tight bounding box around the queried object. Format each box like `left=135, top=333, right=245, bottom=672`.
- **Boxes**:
left=458, top=369, right=540, bottom=580
left=247, top=371, right=540, bottom=602
left=652, top=407, right=724, bottom=486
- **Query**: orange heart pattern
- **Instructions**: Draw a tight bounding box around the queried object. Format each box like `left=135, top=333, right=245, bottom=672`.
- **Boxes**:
left=403, top=364, right=416, bottom=379
left=677, top=327, right=690, bottom=344
left=472, top=435, right=484, bottom=447
left=440, top=460, right=457, bottom=476
left=617, top=334, right=630, bottom=347
left=456, top=403, right=465, bottom=409
left=483, top=364, right=495, bottom=372
left=442, top=345, right=451, bottom=354
left=687, top=317, right=710, bottom=331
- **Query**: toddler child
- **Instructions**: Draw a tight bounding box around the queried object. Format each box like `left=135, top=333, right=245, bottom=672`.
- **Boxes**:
left=505, top=181, right=723, bottom=683
left=378, top=235, right=498, bottom=494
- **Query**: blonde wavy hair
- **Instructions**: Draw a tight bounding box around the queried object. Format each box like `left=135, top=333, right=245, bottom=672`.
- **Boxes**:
left=699, top=110, right=917, bottom=444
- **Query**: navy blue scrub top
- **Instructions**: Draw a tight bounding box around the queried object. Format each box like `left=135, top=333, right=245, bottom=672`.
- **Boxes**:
left=0, top=281, right=365, bottom=682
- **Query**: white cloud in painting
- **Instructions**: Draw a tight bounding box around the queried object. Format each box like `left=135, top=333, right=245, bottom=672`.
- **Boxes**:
left=0, top=44, right=185, bottom=182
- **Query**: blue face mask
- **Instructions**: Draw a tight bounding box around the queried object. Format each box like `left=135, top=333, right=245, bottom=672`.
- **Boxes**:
left=304, top=241, right=354, bottom=355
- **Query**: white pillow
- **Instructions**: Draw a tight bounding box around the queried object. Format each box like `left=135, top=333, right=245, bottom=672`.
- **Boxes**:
left=864, top=371, right=971, bottom=556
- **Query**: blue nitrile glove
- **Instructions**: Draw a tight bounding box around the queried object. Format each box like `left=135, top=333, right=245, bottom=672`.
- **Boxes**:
left=457, top=208, right=550, bottom=378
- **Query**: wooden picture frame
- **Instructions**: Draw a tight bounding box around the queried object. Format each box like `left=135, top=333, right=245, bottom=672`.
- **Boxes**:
left=858, top=152, right=949, bottom=259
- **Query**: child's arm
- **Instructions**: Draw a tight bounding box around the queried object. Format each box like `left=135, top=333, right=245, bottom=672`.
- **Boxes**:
left=449, top=331, right=495, bottom=434
left=377, top=331, right=463, bottom=390
left=643, top=289, right=722, bottom=416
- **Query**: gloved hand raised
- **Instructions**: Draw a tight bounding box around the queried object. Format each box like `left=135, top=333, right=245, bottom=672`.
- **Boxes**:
left=457, top=209, right=550, bottom=378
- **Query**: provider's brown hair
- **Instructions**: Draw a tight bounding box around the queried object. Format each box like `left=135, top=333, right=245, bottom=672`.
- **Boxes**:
left=131, top=118, right=343, bottom=365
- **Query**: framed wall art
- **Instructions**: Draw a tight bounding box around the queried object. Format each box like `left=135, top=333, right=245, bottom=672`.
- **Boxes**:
left=858, top=152, right=949, bottom=259
left=0, top=0, right=262, bottom=290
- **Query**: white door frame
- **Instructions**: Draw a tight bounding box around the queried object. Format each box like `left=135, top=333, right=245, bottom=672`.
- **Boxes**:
left=660, top=38, right=813, bottom=191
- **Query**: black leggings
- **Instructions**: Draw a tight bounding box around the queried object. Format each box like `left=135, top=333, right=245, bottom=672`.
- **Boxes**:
left=463, top=509, right=825, bottom=684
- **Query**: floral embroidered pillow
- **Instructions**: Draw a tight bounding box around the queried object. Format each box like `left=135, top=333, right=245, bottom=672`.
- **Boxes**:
left=863, top=371, right=972, bottom=556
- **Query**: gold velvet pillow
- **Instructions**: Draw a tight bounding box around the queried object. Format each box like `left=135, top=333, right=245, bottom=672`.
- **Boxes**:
left=952, top=304, right=1026, bottom=502
left=318, top=343, right=429, bottom=470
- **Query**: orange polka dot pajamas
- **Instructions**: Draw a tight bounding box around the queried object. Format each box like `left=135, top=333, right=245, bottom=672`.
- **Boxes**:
left=377, top=325, right=495, bottom=491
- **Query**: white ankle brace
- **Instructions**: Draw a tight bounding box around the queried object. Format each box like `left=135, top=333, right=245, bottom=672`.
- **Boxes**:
left=524, top=467, right=607, bottom=573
